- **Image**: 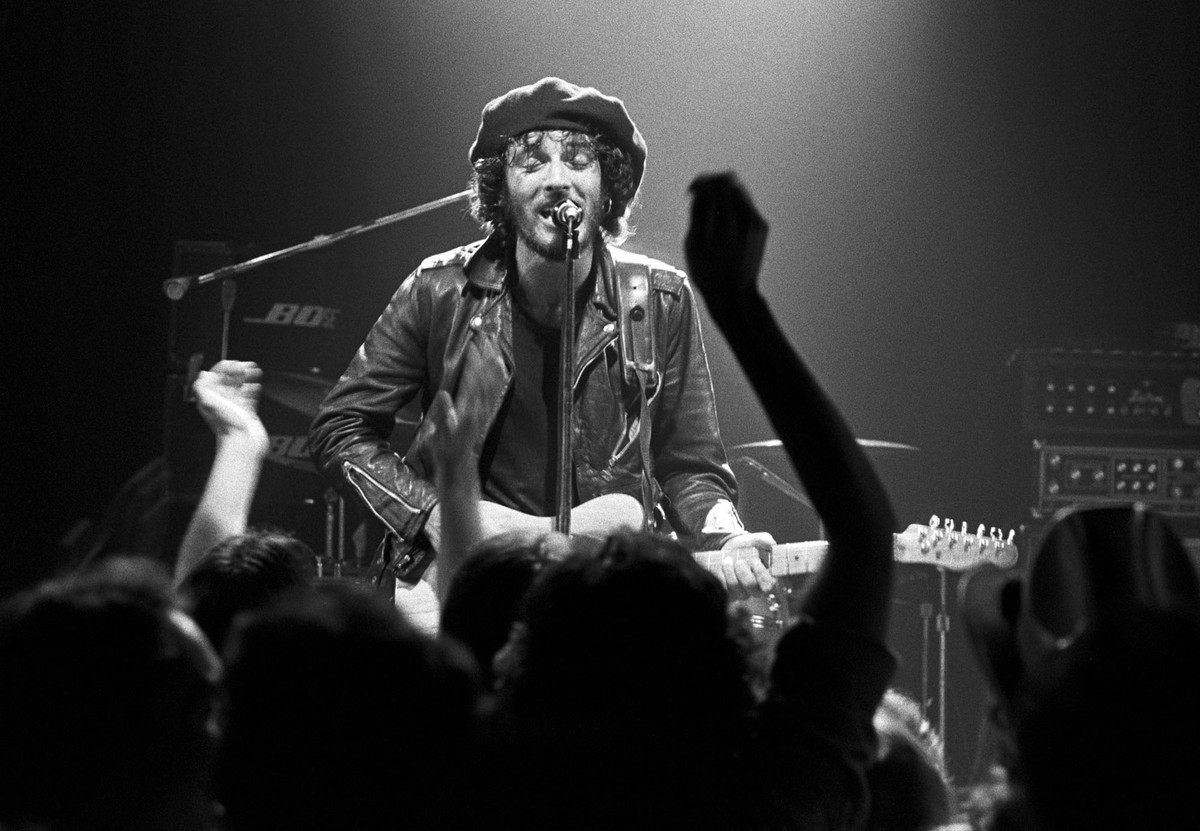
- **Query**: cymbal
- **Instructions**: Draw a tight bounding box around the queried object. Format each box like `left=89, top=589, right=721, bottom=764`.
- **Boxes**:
left=261, top=370, right=421, bottom=426
left=732, top=438, right=920, bottom=453
left=260, top=371, right=335, bottom=419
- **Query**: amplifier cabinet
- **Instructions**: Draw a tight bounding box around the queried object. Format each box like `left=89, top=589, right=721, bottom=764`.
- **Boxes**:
left=1018, top=348, right=1200, bottom=441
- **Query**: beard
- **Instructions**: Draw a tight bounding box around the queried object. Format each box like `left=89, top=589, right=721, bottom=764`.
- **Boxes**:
left=505, top=198, right=603, bottom=262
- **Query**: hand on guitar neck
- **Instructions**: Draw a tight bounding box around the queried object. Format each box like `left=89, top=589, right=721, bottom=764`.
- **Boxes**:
left=395, top=492, right=1021, bottom=634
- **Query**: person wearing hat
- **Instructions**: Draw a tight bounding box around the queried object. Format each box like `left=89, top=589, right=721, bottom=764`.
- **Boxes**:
left=309, top=78, right=775, bottom=614
left=960, top=504, right=1200, bottom=830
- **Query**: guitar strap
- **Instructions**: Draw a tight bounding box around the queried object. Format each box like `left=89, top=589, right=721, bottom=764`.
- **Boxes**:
left=614, top=260, right=660, bottom=531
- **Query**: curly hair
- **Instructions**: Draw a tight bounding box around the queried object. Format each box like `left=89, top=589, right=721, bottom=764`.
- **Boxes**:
left=469, top=129, right=638, bottom=247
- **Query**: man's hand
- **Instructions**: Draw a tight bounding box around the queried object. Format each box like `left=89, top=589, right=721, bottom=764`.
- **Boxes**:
left=192, top=360, right=268, bottom=453
left=684, top=172, right=769, bottom=319
left=718, top=530, right=778, bottom=600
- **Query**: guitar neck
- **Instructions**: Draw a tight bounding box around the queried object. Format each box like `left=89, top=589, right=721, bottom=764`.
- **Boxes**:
left=694, top=541, right=829, bottom=577
left=695, top=526, right=1017, bottom=576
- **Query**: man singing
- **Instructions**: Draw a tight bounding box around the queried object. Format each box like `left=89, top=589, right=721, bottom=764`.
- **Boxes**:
left=309, top=77, right=773, bottom=611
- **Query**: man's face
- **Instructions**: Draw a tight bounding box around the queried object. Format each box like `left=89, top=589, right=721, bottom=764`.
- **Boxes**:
left=503, top=130, right=605, bottom=261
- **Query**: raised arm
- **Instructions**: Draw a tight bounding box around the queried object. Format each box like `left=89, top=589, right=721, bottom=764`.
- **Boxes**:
left=684, top=173, right=897, bottom=642
left=174, top=360, right=269, bottom=588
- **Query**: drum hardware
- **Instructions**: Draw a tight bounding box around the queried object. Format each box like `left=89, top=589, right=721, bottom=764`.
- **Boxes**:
left=917, top=573, right=953, bottom=759
left=731, top=435, right=993, bottom=771
left=732, top=438, right=921, bottom=455
left=732, top=456, right=811, bottom=509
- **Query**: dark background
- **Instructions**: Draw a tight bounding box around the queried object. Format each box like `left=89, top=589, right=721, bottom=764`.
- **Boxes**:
left=5, top=1, right=1197, bottom=781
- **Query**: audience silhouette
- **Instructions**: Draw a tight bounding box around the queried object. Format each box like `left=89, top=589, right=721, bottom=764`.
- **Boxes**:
left=0, top=557, right=221, bottom=831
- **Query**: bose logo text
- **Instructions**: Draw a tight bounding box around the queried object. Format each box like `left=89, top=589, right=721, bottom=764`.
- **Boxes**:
left=244, top=303, right=340, bottom=329
left=267, top=435, right=316, bottom=472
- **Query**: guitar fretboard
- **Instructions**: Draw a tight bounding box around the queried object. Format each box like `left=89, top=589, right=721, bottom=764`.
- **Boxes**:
left=694, top=541, right=827, bottom=577
left=694, top=526, right=1018, bottom=576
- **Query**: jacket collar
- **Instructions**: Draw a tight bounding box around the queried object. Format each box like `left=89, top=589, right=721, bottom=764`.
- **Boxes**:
left=463, top=233, right=508, bottom=291
left=464, top=231, right=618, bottom=322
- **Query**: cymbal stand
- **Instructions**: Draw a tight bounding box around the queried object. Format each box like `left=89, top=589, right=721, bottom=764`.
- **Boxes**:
left=919, top=600, right=933, bottom=723
left=321, top=487, right=345, bottom=579
left=936, top=566, right=950, bottom=769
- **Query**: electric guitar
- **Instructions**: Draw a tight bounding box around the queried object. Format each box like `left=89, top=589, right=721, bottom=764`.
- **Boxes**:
left=391, top=493, right=1019, bottom=634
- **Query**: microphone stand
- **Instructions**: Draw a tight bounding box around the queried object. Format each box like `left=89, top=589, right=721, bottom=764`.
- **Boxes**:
left=553, top=221, right=580, bottom=535
left=162, top=189, right=472, bottom=300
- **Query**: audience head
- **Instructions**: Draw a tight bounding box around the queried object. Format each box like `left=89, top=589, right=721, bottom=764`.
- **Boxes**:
left=865, top=689, right=956, bottom=831
left=438, top=529, right=562, bottom=687
left=217, top=581, right=480, bottom=831
left=963, top=504, right=1200, bottom=831
left=177, top=527, right=314, bottom=651
left=500, top=530, right=750, bottom=718
left=491, top=531, right=752, bottom=829
left=0, top=557, right=220, bottom=831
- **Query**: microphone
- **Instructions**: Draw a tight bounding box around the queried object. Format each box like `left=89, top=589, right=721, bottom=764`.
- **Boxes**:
left=551, top=200, right=583, bottom=232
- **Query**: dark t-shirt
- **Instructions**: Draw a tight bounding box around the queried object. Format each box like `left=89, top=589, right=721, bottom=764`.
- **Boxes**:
left=478, top=300, right=561, bottom=515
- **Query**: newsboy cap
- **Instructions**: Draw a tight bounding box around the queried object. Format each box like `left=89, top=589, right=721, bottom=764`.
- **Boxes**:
left=469, top=77, right=647, bottom=198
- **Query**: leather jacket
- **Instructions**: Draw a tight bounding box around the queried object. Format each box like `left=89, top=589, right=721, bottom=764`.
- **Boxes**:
left=308, top=233, right=746, bottom=567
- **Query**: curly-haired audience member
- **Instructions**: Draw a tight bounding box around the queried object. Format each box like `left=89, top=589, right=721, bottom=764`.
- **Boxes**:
left=177, top=527, right=313, bottom=651
left=217, top=582, right=481, bottom=831
left=0, top=557, right=221, bottom=831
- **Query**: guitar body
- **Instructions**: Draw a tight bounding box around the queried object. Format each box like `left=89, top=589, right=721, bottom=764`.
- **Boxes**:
left=475, top=492, right=645, bottom=541
left=394, top=493, right=645, bottom=634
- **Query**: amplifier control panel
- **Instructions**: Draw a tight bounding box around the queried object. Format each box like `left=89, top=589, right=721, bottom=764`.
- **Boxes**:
left=1035, top=443, right=1200, bottom=515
